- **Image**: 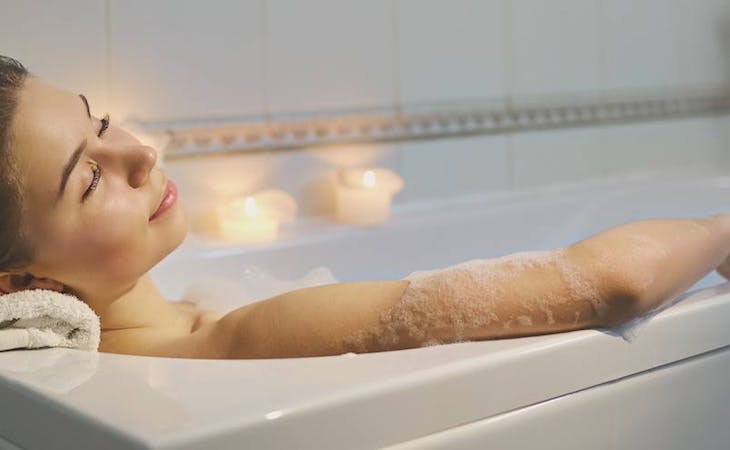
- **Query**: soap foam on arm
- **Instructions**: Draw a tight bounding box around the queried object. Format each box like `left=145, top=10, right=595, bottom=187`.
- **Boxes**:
left=341, top=248, right=620, bottom=352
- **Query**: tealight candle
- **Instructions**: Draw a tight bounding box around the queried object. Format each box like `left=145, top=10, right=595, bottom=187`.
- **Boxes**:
left=334, top=167, right=404, bottom=226
left=217, top=190, right=296, bottom=243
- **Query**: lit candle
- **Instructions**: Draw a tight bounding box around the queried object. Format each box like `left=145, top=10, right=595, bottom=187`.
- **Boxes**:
left=217, top=190, right=296, bottom=243
left=334, top=167, right=404, bottom=226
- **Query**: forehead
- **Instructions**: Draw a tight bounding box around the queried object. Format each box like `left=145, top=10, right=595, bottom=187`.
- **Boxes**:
left=11, top=77, right=86, bottom=203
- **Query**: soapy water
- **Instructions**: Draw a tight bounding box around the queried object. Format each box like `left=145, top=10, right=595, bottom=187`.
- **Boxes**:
left=181, top=265, right=340, bottom=314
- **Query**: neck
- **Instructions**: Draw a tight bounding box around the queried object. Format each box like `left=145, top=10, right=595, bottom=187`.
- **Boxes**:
left=83, top=274, right=174, bottom=332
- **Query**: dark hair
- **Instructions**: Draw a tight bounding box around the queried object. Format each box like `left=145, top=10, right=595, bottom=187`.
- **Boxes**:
left=0, top=55, right=33, bottom=271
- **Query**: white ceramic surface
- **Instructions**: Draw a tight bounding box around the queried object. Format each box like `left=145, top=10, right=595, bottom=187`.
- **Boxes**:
left=386, top=346, right=730, bottom=449
left=0, top=173, right=729, bottom=449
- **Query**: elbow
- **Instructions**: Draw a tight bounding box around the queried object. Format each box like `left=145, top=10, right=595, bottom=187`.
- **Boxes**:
left=597, top=267, right=646, bottom=328
left=564, top=243, right=646, bottom=328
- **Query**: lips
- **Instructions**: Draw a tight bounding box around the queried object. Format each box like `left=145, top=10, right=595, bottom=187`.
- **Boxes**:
left=149, top=178, right=178, bottom=221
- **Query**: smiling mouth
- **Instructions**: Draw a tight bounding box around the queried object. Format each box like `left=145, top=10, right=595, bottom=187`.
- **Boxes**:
left=149, top=178, right=177, bottom=221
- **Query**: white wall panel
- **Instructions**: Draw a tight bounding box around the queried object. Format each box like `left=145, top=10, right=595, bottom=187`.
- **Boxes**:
left=510, top=127, right=604, bottom=187
left=509, top=0, right=601, bottom=101
left=722, top=114, right=730, bottom=170
left=397, top=0, right=506, bottom=106
left=397, top=135, right=510, bottom=203
left=0, top=0, right=107, bottom=112
left=676, top=0, right=730, bottom=87
left=599, top=0, right=683, bottom=91
left=108, top=0, right=265, bottom=122
left=600, top=117, right=726, bottom=176
left=265, top=0, right=395, bottom=115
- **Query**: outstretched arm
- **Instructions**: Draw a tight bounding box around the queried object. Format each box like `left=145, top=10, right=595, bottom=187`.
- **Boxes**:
left=218, top=214, right=730, bottom=359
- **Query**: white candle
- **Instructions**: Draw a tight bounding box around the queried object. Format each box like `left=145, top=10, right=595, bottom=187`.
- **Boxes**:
left=334, top=167, right=403, bottom=226
left=218, top=196, right=279, bottom=242
left=216, top=190, right=297, bottom=243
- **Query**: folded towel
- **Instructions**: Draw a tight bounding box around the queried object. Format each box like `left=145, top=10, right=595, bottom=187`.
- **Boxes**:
left=0, top=289, right=100, bottom=352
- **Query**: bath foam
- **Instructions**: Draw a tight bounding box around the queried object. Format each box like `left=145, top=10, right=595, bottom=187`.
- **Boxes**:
left=341, top=248, right=609, bottom=353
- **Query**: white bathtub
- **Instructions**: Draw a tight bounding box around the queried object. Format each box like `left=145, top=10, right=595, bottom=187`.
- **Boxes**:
left=0, top=172, right=729, bottom=450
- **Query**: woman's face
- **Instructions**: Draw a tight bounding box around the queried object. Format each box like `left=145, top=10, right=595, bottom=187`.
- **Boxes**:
left=9, top=76, right=187, bottom=299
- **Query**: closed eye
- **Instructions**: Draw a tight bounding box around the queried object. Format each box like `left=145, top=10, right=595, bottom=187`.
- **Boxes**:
left=82, top=114, right=110, bottom=202
left=82, top=163, right=101, bottom=202
left=98, top=113, right=110, bottom=138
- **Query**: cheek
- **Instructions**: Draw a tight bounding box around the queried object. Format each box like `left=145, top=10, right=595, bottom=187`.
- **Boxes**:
left=85, top=209, right=147, bottom=258
left=59, top=206, right=149, bottom=272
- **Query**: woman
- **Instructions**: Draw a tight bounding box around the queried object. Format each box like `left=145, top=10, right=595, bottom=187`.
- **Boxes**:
left=1, top=54, right=729, bottom=359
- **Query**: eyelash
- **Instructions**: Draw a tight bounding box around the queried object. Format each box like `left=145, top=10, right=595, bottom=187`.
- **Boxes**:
left=83, top=114, right=110, bottom=200
left=83, top=164, right=101, bottom=201
left=98, top=113, right=110, bottom=138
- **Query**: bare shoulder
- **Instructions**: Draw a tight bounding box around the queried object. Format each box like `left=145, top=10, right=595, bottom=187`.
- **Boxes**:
left=99, top=305, right=233, bottom=359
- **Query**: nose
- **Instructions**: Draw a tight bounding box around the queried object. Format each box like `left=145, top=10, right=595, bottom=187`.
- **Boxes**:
left=129, top=145, right=157, bottom=188
left=124, top=144, right=157, bottom=188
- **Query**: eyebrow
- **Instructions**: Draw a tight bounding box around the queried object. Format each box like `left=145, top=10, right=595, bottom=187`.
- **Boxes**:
left=79, top=93, right=91, bottom=119
left=56, top=94, right=92, bottom=201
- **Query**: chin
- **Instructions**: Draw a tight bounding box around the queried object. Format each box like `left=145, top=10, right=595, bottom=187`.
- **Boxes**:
left=169, top=206, right=189, bottom=248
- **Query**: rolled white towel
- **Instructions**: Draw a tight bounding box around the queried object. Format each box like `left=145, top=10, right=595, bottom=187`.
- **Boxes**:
left=0, top=289, right=100, bottom=352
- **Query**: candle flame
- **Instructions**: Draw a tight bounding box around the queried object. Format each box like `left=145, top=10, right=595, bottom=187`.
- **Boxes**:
left=244, top=196, right=260, bottom=216
left=363, top=170, right=376, bottom=188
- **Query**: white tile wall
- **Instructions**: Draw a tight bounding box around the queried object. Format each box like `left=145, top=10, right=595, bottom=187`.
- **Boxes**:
left=509, top=127, right=604, bottom=187
left=0, top=0, right=107, bottom=112
left=717, top=114, right=730, bottom=173
left=396, top=0, right=506, bottom=107
left=599, top=0, right=683, bottom=92
left=265, top=0, right=396, bottom=115
left=2, top=0, right=729, bottom=218
left=675, top=0, right=730, bottom=87
left=600, top=117, right=727, bottom=175
left=509, top=0, right=601, bottom=102
left=108, top=0, right=265, bottom=121
left=396, top=135, right=510, bottom=202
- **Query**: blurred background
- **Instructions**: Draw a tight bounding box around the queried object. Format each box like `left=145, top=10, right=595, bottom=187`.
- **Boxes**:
left=1, top=0, right=729, bottom=223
